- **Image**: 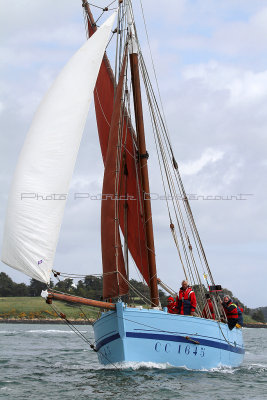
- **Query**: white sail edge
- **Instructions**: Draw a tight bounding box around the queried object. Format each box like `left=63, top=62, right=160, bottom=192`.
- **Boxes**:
left=1, top=12, right=117, bottom=284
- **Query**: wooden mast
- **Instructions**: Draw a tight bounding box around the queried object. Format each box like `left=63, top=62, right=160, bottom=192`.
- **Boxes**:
left=127, top=5, right=159, bottom=307
left=83, top=0, right=159, bottom=306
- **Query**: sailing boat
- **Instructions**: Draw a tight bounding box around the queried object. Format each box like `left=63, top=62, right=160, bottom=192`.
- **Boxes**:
left=1, top=1, right=244, bottom=369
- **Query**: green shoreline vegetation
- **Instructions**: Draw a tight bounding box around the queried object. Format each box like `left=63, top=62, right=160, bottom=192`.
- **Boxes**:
left=0, top=297, right=98, bottom=321
left=0, top=297, right=265, bottom=325
left=0, top=297, right=264, bottom=324
left=0, top=272, right=266, bottom=324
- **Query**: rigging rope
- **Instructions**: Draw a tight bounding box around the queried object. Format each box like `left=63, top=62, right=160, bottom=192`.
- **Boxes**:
left=127, top=0, right=221, bottom=317
left=49, top=301, right=126, bottom=372
left=82, top=0, right=222, bottom=318
left=49, top=284, right=237, bottom=349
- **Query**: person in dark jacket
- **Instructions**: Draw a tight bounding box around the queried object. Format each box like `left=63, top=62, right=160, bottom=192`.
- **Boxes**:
left=176, top=280, right=197, bottom=316
left=167, top=296, right=177, bottom=314
left=222, top=295, right=243, bottom=330
left=235, top=302, right=244, bottom=327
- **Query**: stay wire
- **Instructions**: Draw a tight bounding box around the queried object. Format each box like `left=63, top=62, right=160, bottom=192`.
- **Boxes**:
left=140, top=56, right=196, bottom=288
left=138, top=0, right=173, bottom=150
left=85, top=1, right=116, bottom=11
left=119, top=272, right=155, bottom=308
left=50, top=292, right=238, bottom=348
left=49, top=302, right=125, bottom=373
left=139, top=49, right=210, bottom=313
left=131, top=5, right=196, bottom=286
left=144, top=72, right=189, bottom=281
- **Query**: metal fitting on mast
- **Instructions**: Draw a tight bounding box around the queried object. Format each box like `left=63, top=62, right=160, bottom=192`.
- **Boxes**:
left=126, top=1, right=138, bottom=54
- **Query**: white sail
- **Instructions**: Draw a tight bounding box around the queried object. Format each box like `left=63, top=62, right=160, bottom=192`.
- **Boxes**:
left=1, top=12, right=117, bottom=284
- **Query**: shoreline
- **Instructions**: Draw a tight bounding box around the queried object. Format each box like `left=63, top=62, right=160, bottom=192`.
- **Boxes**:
left=243, top=323, right=267, bottom=328
left=0, top=318, right=93, bottom=325
left=0, top=318, right=266, bottom=328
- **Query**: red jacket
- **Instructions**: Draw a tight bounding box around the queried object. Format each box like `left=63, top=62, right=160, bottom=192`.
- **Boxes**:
left=167, top=302, right=178, bottom=314
left=222, top=301, right=239, bottom=320
left=167, top=297, right=177, bottom=314
left=201, top=299, right=215, bottom=319
left=176, top=287, right=197, bottom=315
left=222, top=300, right=239, bottom=330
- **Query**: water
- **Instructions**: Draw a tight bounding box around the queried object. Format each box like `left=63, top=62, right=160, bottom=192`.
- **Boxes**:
left=0, top=324, right=266, bottom=399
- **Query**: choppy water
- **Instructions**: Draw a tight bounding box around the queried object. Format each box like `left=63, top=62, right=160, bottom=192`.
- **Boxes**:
left=0, top=324, right=266, bottom=399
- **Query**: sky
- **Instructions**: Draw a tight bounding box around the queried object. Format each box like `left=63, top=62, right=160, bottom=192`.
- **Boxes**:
left=0, top=0, right=266, bottom=308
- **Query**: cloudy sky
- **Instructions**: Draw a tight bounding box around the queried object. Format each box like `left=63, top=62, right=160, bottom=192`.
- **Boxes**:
left=0, top=0, right=266, bottom=308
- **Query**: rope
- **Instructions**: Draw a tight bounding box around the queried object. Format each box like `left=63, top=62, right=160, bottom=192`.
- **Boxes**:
left=84, top=1, right=116, bottom=11
left=119, top=273, right=154, bottom=307
left=81, top=0, right=221, bottom=318
left=217, top=321, right=237, bottom=347
left=136, top=27, right=220, bottom=316
left=49, top=302, right=125, bottom=372
left=50, top=288, right=237, bottom=349
left=114, top=312, right=240, bottom=348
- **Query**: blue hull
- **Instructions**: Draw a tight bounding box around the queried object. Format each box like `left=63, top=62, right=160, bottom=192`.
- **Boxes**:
left=93, top=303, right=244, bottom=369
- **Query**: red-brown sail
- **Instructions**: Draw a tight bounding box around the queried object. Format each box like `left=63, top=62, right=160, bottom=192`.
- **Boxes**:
left=85, top=9, right=150, bottom=288
left=101, top=53, right=128, bottom=298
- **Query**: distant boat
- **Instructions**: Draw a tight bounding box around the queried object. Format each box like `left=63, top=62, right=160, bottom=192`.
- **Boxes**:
left=1, top=0, right=244, bottom=369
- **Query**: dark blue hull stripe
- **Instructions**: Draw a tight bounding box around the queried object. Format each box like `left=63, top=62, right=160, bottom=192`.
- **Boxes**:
left=96, top=331, right=244, bottom=354
left=95, top=333, right=120, bottom=351
left=126, top=332, right=245, bottom=354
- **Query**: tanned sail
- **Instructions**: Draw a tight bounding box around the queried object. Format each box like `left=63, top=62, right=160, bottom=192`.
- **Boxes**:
left=101, top=52, right=128, bottom=298
left=85, top=7, right=150, bottom=297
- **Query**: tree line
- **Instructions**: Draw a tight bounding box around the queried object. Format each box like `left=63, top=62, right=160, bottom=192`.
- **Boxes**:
left=0, top=272, right=167, bottom=305
left=0, top=272, right=265, bottom=322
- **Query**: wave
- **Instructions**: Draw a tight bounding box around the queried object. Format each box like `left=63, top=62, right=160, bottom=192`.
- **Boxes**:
left=103, top=361, right=173, bottom=370
left=197, top=362, right=267, bottom=374
left=0, top=387, right=12, bottom=392
left=244, top=363, right=267, bottom=372
left=0, top=329, right=88, bottom=336
left=53, top=360, right=267, bottom=373
left=26, top=329, right=87, bottom=334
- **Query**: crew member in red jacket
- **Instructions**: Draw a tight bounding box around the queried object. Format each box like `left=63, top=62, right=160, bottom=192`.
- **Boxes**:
left=202, top=293, right=215, bottom=319
left=167, top=296, right=177, bottom=314
left=222, top=295, right=240, bottom=330
left=176, top=280, right=197, bottom=316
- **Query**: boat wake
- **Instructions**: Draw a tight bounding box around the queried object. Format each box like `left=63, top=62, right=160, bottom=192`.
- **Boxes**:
left=103, top=361, right=266, bottom=373
left=103, top=361, right=173, bottom=370
left=197, top=362, right=267, bottom=374
left=0, top=329, right=88, bottom=335
left=26, top=329, right=88, bottom=334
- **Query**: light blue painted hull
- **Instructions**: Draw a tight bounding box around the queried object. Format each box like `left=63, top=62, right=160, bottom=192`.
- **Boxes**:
left=93, top=303, right=244, bottom=369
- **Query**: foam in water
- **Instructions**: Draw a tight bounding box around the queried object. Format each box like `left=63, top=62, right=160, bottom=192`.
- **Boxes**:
left=103, top=361, right=172, bottom=370
left=26, top=329, right=88, bottom=334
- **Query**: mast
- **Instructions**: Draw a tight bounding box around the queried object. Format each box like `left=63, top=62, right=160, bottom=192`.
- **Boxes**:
left=123, top=155, right=129, bottom=281
left=127, top=3, right=159, bottom=307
